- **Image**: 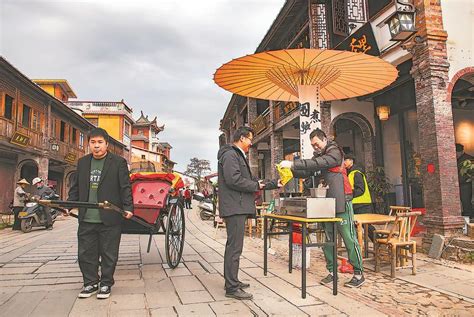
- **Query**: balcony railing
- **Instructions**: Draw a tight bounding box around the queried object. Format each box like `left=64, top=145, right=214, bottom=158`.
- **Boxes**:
left=251, top=109, right=271, bottom=135
left=0, top=117, right=45, bottom=150
left=274, top=101, right=299, bottom=124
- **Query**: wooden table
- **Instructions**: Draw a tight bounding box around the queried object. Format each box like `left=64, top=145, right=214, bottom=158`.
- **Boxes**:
left=263, top=214, right=342, bottom=298
left=353, top=214, right=396, bottom=258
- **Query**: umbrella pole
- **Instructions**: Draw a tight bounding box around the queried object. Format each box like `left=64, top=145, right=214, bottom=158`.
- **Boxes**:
left=297, top=84, right=321, bottom=160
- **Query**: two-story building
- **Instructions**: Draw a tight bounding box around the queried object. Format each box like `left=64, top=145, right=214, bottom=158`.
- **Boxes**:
left=0, top=57, right=126, bottom=211
left=219, top=0, right=472, bottom=248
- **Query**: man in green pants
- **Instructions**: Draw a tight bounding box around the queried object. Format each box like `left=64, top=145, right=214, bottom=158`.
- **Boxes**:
left=279, top=129, right=364, bottom=288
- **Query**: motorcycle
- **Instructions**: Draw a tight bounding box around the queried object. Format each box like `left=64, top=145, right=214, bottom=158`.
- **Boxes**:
left=198, top=197, right=215, bottom=221
left=18, top=193, right=61, bottom=232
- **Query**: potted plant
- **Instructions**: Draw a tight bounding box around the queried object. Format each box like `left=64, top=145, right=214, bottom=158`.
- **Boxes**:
left=366, top=166, right=393, bottom=214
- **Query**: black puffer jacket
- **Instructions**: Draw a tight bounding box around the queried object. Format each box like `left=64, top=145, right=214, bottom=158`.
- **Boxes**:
left=292, top=141, right=346, bottom=213
left=217, top=144, right=277, bottom=218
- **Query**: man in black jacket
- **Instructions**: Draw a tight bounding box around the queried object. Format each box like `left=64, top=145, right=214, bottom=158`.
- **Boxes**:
left=218, top=126, right=280, bottom=300
left=67, top=128, right=133, bottom=299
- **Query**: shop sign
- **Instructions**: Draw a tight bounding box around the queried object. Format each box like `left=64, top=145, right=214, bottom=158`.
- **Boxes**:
left=64, top=152, right=77, bottom=163
left=51, top=143, right=60, bottom=152
left=335, top=22, right=380, bottom=56
left=10, top=131, right=30, bottom=147
left=282, top=102, right=298, bottom=115
left=251, top=115, right=267, bottom=134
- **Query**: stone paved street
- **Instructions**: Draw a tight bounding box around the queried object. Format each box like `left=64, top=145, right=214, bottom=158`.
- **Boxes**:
left=1, top=206, right=473, bottom=316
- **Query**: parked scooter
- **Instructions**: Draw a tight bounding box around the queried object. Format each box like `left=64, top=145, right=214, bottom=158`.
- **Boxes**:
left=198, top=198, right=215, bottom=221
left=18, top=193, right=61, bottom=232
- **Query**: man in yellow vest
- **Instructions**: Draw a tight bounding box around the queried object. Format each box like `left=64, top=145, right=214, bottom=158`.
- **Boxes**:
left=344, top=154, right=375, bottom=241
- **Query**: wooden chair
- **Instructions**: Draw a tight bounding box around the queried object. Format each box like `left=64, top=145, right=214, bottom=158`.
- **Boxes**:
left=255, top=201, right=275, bottom=238
left=374, top=206, right=412, bottom=240
left=374, top=211, right=421, bottom=278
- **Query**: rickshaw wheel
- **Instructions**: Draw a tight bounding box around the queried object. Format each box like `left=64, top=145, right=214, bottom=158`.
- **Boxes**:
left=165, top=201, right=185, bottom=268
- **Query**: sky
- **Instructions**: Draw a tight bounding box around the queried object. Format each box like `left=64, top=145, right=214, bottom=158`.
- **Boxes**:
left=0, top=0, right=284, bottom=172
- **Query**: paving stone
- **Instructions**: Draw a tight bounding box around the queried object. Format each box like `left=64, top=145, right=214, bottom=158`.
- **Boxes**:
left=150, top=307, right=177, bottom=316
left=109, top=309, right=149, bottom=317
left=0, top=267, right=37, bottom=274
left=112, top=279, right=146, bottom=295
left=171, top=275, right=205, bottom=292
left=30, top=289, right=78, bottom=317
left=176, top=290, right=214, bottom=304
left=209, top=300, right=253, bottom=316
left=68, top=296, right=111, bottom=317
left=0, top=291, right=46, bottom=316
left=146, top=291, right=181, bottom=308
left=300, top=303, right=344, bottom=316
left=144, top=277, right=174, bottom=292
left=109, top=293, right=146, bottom=311
left=174, top=303, right=215, bottom=316
left=165, top=266, right=192, bottom=277
left=195, top=273, right=228, bottom=301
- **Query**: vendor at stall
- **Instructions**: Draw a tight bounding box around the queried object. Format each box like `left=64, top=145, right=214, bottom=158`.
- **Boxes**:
left=280, top=128, right=365, bottom=288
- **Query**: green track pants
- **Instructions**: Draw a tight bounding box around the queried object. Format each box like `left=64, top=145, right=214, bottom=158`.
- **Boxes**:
left=323, top=201, right=363, bottom=274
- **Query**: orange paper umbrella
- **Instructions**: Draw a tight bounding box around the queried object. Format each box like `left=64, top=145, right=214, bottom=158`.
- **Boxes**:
left=214, top=48, right=398, bottom=102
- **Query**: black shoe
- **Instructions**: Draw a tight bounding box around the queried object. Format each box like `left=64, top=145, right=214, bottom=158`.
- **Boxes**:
left=78, top=284, right=98, bottom=298
left=225, top=289, right=253, bottom=300
left=320, top=274, right=337, bottom=285
left=97, top=285, right=111, bottom=299
left=344, top=275, right=365, bottom=288
left=46, top=226, right=53, bottom=231
left=224, top=282, right=250, bottom=290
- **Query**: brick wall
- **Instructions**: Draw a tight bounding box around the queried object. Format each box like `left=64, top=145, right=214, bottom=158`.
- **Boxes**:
left=411, top=0, right=464, bottom=249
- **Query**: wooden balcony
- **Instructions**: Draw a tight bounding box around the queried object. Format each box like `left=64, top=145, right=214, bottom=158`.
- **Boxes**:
left=0, top=117, right=45, bottom=150
left=251, top=110, right=271, bottom=135
left=48, top=140, right=85, bottom=165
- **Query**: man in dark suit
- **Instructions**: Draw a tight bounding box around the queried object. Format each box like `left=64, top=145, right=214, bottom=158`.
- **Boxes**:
left=67, top=128, right=133, bottom=299
left=218, top=126, right=280, bottom=300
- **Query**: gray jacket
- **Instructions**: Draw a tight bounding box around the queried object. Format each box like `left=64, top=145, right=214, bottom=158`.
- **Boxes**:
left=217, top=144, right=277, bottom=218
left=292, top=141, right=346, bottom=213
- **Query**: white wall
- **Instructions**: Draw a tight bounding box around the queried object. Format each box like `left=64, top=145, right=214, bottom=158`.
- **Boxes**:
left=330, top=99, right=375, bottom=133
left=442, top=0, right=474, bottom=79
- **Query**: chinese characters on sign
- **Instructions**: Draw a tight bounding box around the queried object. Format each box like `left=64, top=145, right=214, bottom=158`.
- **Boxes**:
left=350, top=35, right=371, bottom=53
left=300, top=101, right=321, bottom=159
left=10, top=132, right=30, bottom=147
left=64, top=152, right=77, bottom=164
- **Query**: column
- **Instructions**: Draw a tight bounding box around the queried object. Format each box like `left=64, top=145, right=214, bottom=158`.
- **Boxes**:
left=247, top=98, right=259, bottom=176
left=411, top=0, right=464, bottom=249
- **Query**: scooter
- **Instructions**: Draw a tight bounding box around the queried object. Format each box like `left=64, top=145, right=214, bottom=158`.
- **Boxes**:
left=198, top=198, right=215, bottom=221
left=18, top=193, right=61, bottom=233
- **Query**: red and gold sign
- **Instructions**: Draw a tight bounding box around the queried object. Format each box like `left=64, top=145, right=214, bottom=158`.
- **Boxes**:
left=10, top=132, right=30, bottom=147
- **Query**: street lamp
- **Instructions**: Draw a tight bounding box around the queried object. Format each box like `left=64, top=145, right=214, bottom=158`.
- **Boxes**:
left=376, top=105, right=391, bottom=121
left=386, top=0, right=416, bottom=41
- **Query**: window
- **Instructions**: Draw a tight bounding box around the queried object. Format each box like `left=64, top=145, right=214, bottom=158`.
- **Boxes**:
left=31, top=110, right=40, bottom=131
left=88, top=118, right=98, bottom=126
left=72, top=128, right=77, bottom=144
left=60, top=121, right=66, bottom=142
left=51, top=119, right=56, bottom=138
left=79, top=132, right=84, bottom=149
left=124, top=121, right=130, bottom=136
left=4, top=94, right=13, bottom=120
left=141, top=154, right=146, bottom=159
left=22, top=104, right=31, bottom=127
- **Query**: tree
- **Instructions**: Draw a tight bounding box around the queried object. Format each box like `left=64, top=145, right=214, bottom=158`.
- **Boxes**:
left=185, top=157, right=211, bottom=188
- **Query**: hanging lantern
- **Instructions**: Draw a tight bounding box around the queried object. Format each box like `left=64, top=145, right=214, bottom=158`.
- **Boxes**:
left=385, top=1, right=417, bottom=41
left=376, top=105, right=391, bottom=121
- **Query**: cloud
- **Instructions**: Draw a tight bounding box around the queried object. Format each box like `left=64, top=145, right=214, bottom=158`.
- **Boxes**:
left=0, top=0, right=284, bottom=169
